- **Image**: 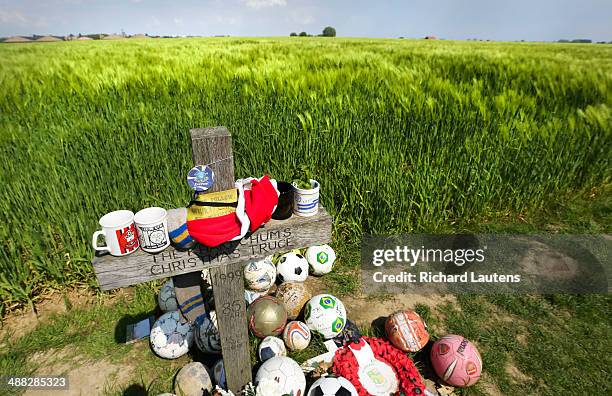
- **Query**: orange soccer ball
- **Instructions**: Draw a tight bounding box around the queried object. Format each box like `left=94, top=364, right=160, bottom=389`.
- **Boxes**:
left=385, top=309, right=430, bottom=352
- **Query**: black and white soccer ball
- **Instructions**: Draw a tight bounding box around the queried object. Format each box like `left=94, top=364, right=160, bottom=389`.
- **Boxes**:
left=276, top=252, right=309, bottom=283
left=307, top=376, right=358, bottom=396
left=257, top=336, right=287, bottom=362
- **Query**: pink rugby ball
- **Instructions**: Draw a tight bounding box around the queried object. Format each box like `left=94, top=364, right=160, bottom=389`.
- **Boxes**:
left=430, top=334, right=482, bottom=387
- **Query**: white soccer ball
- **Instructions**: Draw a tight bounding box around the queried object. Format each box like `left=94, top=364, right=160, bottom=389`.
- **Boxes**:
left=255, top=356, right=306, bottom=396
left=158, top=279, right=178, bottom=312
left=283, top=321, right=311, bottom=351
left=258, top=336, right=287, bottom=362
left=213, top=359, right=226, bottom=389
left=307, top=376, right=358, bottom=396
left=276, top=252, right=309, bottom=283
left=304, top=294, right=347, bottom=339
left=245, top=288, right=268, bottom=305
left=150, top=311, right=194, bottom=359
left=305, top=244, right=336, bottom=275
left=244, top=256, right=276, bottom=291
left=195, top=311, right=222, bottom=354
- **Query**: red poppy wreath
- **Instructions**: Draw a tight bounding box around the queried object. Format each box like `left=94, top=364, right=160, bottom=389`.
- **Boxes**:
left=332, top=337, right=425, bottom=396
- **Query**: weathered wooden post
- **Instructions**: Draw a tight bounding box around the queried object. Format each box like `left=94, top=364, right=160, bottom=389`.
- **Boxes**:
left=93, top=126, right=332, bottom=392
left=190, top=127, right=251, bottom=390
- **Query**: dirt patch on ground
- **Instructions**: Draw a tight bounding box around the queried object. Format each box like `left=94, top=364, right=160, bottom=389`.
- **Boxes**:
left=505, top=360, right=531, bottom=383
left=0, top=288, right=133, bottom=343
left=342, top=293, right=456, bottom=327
left=478, top=373, right=504, bottom=396
left=25, top=347, right=134, bottom=396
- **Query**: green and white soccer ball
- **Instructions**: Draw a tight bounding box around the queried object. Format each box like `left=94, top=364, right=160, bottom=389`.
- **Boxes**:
left=150, top=311, right=194, bottom=359
left=257, top=336, right=287, bottom=362
left=304, top=294, right=347, bottom=339
left=195, top=311, right=222, bottom=354
left=244, top=256, right=276, bottom=291
left=305, top=244, right=336, bottom=275
left=157, top=279, right=178, bottom=312
left=255, top=356, right=306, bottom=396
left=276, top=252, right=309, bottom=283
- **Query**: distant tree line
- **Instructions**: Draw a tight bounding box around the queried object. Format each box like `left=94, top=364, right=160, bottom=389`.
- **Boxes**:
left=290, top=26, right=336, bottom=37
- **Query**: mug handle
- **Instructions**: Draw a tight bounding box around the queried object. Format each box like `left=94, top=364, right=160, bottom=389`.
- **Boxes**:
left=92, top=230, right=111, bottom=253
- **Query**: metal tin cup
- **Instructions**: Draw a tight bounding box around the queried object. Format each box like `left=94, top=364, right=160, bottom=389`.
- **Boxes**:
left=134, top=207, right=170, bottom=253
left=272, top=181, right=294, bottom=220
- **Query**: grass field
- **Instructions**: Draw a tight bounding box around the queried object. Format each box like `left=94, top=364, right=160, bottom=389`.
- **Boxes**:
left=1, top=37, right=610, bottom=309
left=0, top=37, right=611, bottom=395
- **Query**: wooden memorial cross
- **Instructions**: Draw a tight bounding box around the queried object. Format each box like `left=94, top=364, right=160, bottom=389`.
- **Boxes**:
left=93, top=126, right=333, bottom=392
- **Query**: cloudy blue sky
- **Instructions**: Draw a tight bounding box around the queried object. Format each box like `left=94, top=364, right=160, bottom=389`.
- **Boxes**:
left=1, top=0, right=611, bottom=41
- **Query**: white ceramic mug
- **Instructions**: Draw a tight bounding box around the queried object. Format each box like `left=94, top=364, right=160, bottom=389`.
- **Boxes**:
left=134, top=207, right=170, bottom=253
left=293, top=179, right=320, bottom=217
left=92, top=210, right=140, bottom=256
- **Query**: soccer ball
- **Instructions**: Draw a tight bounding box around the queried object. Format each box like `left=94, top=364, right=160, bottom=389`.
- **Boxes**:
left=307, top=376, right=358, bottom=396
left=304, top=294, right=347, bottom=339
left=305, top=245, right=336, bottom=275
left=430, top=335, right=482, bottom=387
left=245, top=288, right=268, bottom=305
left=255, top=356, right=306, bottom=396
left=174, top=362, right=213, bottom=396
left=195, top=311, right=222, bottom=353
left=258, top=336, right=287, bottom=362
left=150, top=311, right=194, bottom=359
left=213, top=359, right=226, bottom=389
left=385, top=309, right=429, bottom=352
left=244, top=256, right=276, bottom=291
left=247, top=296, right=288, bottom=338
left=276, top=252, right=309, bottom=283
left=283, top=321, right=311, bottom=351
left=275, top=282, right=312, bottom=320
left=158, top=279, right=178, bottom=312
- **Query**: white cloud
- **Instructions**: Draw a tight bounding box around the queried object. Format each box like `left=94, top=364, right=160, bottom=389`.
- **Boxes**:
left=149, top=16, right=161, bottom=27
left=0, top=9, right=48, bottom=29
left=244, top=0, right=287, bottom=10
left=213, top=15, right=239, bottom=25
left=287, top=8, right=315, bottom=26
left=0, top=10, right=27, bottom=25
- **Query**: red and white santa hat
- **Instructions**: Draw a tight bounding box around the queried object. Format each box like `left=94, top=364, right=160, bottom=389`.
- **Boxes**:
left=186, top=175, right=279, bottom=248
left=236, top=175, right=279, bottom=233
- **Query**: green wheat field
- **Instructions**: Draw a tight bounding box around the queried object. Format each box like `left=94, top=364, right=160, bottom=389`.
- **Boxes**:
left=1, top=37, right=610, bottom=309
left=0, top=37, right=611, bottom=395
